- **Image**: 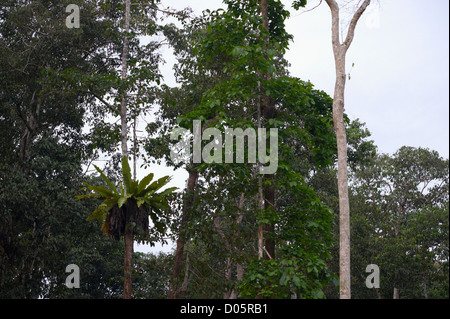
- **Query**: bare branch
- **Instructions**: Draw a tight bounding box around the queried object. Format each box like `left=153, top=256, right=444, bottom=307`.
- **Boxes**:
left=343, top=0, right=371, bottom=50
left=325, top=0, right=341, bottom=47
left=296, top=0, right=324, bottom=16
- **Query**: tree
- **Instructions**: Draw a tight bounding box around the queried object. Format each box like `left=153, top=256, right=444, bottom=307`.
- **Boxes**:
left=78, top=156, right=177, bottom=298
left=323, top=0, right=371, bottom=299
left=352, top=146, right=449, bottom=298
left=151, top=0, right=338, bottom=298
left=78, top=0, right=164, bottom=298
left=132, top=252, right=174, bottom=299
left=0, top=0, right=128, bottom=298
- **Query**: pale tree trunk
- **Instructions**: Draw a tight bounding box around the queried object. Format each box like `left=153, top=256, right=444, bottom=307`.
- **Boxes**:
left=120, top=0, right=130, bottom=159
left=260, top=0, right=276, bottom=262
left=257, top=81, right=264, bottom=261
left=121, top=0, right=132, bottom=299
left=324, top=0, right=371, bottom=299
left=393, top=287, right=399, bottom=299
left=393, top=220, right=401, bottom=299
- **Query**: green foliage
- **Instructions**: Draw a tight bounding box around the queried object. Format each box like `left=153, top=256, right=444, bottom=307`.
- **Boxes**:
left=0, top=138, right=126, bottom=298
left=133, top=252, right=174, bottom=299
left=292, top=0, right=308, bottom=10
left=149, top=1, right=338, bottom=299
left=1, top=0, right=447, bottom=300
left=347, top=146, right=449, bottom=299
left=0, top=0, right=130, bottom=297
left=238, top=166, right=335, bottom=298
left=78, top=156, right=177, bottom=243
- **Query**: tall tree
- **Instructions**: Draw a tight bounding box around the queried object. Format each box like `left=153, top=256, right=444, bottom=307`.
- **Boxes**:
left=153, top=0, right=337, bottom=299
left=323, top=0, right=371, bottom=299
left=352, top=147, right=449, bottom=299
left=259, top=0, right=276, bottom=265
left=0, top=0, right=127, bottom=297
left=120, top=0, right=133, bottom=300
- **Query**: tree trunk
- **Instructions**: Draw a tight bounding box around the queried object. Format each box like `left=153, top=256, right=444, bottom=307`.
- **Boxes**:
left=393, top=287, right=399, bottom=299
left=168, top=116, right=218, bottom=298
left=333, top=57, right=351, bottom=299
left=120, top=0, right=131, bottom=159
left=121, top=0, right=131, bottom=299
left=17, top=90, right=39, bottom=172
left=123, top=220, right=133, bottom=299
left=375, top=288, right=382, bottom=299
left=257, top=81, right=264, bottom=261
left=324, top=0, right=371, bottom=299
left=260, top=0, right=276, bottom=262
left=263, top=177, right=275, bottom=260
left=168, top=167, right=198, bottom=299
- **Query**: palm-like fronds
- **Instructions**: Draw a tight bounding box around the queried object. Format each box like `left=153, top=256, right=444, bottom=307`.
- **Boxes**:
left=77, top=156, right=177, bottom=241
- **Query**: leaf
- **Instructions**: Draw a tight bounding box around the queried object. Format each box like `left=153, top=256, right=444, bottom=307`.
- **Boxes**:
left=279, top=272, right=290, bottom=286
left=158, top=186, right=178, bottom=197
left=93, top=164, right=118, bottom=194
left=136, top=197, right=145, bottom=208
left=76, top=192, right=102, bottom=200
left=292, top=275, right=301, bottom=287
left=87, top=198, right=115, bottom=221
left=144, top=176, right=172, bottom=194
left=87, top=184, right=116, bottom=198
left=117, top=195, right=130, bottom=208
left=121, top=156, right=134, bottom=194
left=137, top=172, right=154, bottom=195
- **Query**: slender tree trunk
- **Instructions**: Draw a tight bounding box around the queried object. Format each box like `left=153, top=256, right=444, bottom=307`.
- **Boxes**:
left=324, top=0, right=371, bottom=299
left=375, top=288, right=382, bottom=299
left=121, top=0, right=131, bottom=299
left=333, top=54, right=351, bottom=299
left=123, top=215, right=133, bottom=299
left=17, top=90, right=39, bottom=172
left=168, top=166, right=198, bottom=299
left=393, top=287, right=399, bottom=299
left=260, top=0, right=276, bottom=262
left=257, top=80, right=264, bottom=261
left=168, top=115, right=218, bottom=298
left=393, top=220, right=400, bottom=299
left=120, top=0, right=130, bottom=159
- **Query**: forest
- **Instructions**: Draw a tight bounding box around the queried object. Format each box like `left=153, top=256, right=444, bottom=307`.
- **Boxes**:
left=0, top=0, right=448, bottom=300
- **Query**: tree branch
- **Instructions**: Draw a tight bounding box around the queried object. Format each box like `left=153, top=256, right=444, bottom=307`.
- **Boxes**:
left=325, top=0, right=371, bottom=51
left=325, top=0, right=341, bottom=47
left=83, top=90, right=118, bottom=114
left=343, top=0, right=371, bottom=50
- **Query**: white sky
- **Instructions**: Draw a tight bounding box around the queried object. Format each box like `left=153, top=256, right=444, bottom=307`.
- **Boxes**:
left=135, top=0, right=450, bottom=254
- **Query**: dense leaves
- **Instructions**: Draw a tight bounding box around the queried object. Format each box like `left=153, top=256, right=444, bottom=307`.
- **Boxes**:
left=78, top=156, right=177, bottom=242
left=0, top=0, right=447, bottom=299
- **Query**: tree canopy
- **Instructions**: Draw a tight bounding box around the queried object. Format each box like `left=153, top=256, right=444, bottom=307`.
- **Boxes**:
left=0, top=0, right=447, bottom=300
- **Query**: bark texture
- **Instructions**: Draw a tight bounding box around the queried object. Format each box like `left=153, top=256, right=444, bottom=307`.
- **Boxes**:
left=324, top=0, right=371, bottom=299
left=120, top=0, right=131, bottom=159
left=260, top=0, right=276, bottom=263
left=121, top=0, right=131, bottom=299
left=167, top=166, right=198, bottom=299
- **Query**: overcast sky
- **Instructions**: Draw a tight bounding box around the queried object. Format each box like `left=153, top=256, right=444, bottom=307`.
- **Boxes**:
left=136, top=0, right=449, bottom=254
